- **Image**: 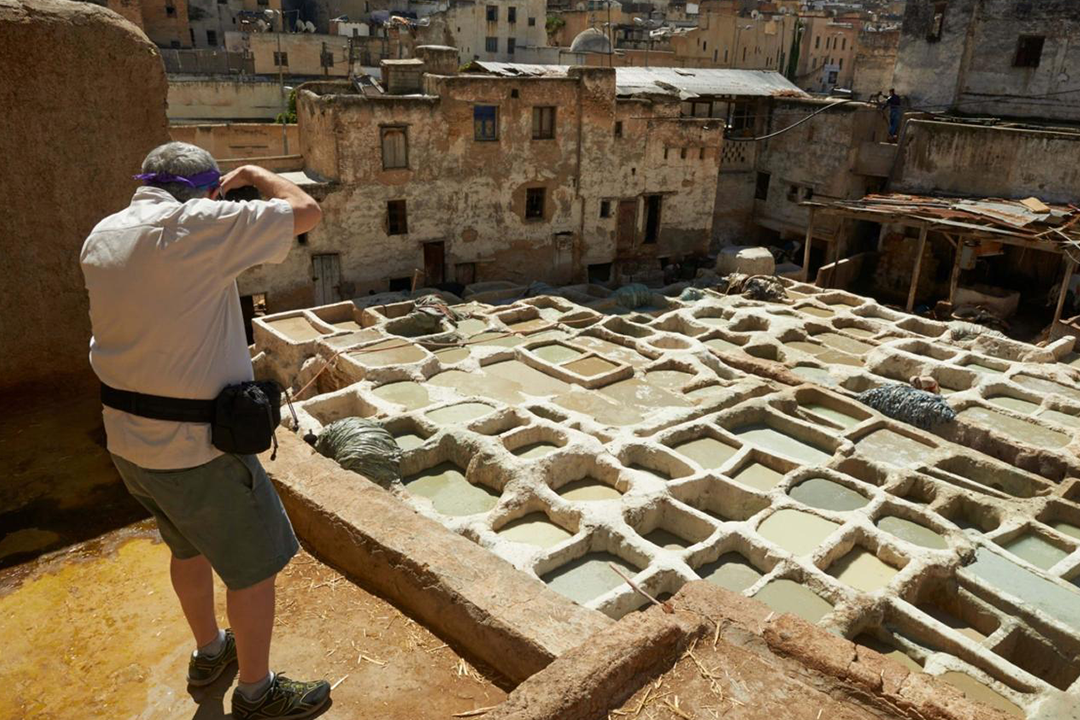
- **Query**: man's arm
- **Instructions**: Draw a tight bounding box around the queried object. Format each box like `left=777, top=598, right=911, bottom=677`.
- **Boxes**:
left=214, top=165, right=322, bottom=236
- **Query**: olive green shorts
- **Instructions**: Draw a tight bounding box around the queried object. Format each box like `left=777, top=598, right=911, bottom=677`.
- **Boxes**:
left=111, top=452, right=299, bottom=590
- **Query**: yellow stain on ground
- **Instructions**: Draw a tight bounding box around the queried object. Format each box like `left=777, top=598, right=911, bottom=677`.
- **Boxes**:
left=0, top=533, right=221, bottom=720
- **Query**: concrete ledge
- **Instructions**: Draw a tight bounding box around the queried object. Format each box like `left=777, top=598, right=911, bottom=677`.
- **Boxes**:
left=260, top=432, right=612, bottom=684
left=486, top=581, right=1020, bottom=720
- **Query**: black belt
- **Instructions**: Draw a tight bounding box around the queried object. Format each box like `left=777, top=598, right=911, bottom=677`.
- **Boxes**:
left=100, top=383, right=215, bottom=424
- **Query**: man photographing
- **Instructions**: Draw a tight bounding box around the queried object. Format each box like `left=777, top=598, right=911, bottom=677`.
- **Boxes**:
left=81, top=142, right=330, bottom=719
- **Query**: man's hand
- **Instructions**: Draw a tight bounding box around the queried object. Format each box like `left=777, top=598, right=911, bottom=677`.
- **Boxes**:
left=212, top=166, right=255, bottom=199
left=212, top=165, right=321, bottom=236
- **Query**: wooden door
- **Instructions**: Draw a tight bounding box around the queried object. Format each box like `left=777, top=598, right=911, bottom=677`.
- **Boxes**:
left=424, top=242, right=445, bottom=286
left=616, top=199, right=637, bottom=254
left=312, top=253, right=341, bottom=305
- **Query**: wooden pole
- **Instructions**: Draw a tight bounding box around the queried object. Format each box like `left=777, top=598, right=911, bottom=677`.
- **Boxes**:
left=1052, top=257, right=1077, bottom=326
left=906, top=226, right=928, bottom=312
left=802, top=208, right=816, bottom=283
left=948, top=237, right=964, bottom=306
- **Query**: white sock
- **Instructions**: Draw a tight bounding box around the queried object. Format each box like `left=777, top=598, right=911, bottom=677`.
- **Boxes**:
left=196, top=629, right=226, bottom=658
left=237, top=672, right=275, bottom=701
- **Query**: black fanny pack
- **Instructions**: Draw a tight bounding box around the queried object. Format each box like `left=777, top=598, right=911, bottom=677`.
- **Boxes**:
left=101, top=381, right=282, bottom=459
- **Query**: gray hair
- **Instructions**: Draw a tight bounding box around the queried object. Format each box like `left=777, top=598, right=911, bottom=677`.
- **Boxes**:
left=140, top=141, right=220, bottom=202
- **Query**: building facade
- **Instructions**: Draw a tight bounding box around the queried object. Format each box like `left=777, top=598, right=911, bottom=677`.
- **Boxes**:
left=792, top=14, right=861, bottom=92
left=894, top=0, right=1080, bottom=121
left=241, top=55, right=743, bottom=309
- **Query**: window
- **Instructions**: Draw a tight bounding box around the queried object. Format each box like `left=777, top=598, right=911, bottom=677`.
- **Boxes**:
left=713, top=49, right=718, bottom=62
left=1015, top=35, right=1045, bottom=68
left=525, top=188, right=545, bottom=219
left=511, top=88, right=519, bottom=98
left=600, top=200, right=611, bottom=218
left=928, top=1, right=946, bottom=41
left=528, top=16, right=535, bottom=26
left=703, top=41, right=707, bottom=51
left=724, top=49, right=728, bottom=62
left=257, top=0, right=268, bottom=5
left=165, top=2, right=176, bottom=16
left=381, top=127, right=408, bottom=169
left=171, top=39, right=181, bottom=48
left=508, top=6, right=516, bottom=23
left=274, top=51, right=289, bottom=66
left=787, top=184, right=799, bottom=201
left=298, top=232, right=308, bottom=245
left=507, top=37, right=516, bottom=55
left=387, top=200, right=408, bottom=235
left=486, top=5, right=497, bottom=21
left=841, top=37, right=846, bottom=50
left=839, top=58, right=843, bottom=69
left=474, top=105, right=498, bottom=141
left=742, top=47, right=747, bottom=61
left=485, top=36, right=498, bottom=53
left=614, top=120, right=623, bottom=138
left=532, top=106, right=555, bottom=139
left=643, top=195, right=661, bottom=244
left=815, top=36, right=820, bottom=49
left=206, top=29, right=217, bottom=44
left=754, top=172, right=770, bottom=201
left=388, top=276, right=412, bottom=292
left=699, top=148, right=705, bottom=160
left=680, top=148, right=687, bottom=160
left=828, top=70, right=838, bottom=84
left=689, top=100, right=711, bottom=117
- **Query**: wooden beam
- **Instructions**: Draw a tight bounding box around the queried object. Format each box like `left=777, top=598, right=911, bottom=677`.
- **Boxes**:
left=801, top=208, right=816, bottom=283
left=1053, top=257, right=1077, bottom=326
left=948, top=239, right=965, bottom=305
left=906, top=226, right=928, bottom=312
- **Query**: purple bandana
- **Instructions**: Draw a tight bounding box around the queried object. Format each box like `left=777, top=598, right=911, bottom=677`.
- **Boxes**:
left=134, top=169, right=221, bottom=188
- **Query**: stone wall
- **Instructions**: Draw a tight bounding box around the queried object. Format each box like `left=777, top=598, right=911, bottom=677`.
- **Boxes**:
left=895, top=0, right=1080, bottom=121
left=0, top=0, right=169, bottom=392
left=893, top=119, right=1080, bottom=204
left=851, top=28, right=899, bottom=100
left=167, top=76, right=285, bottom=120
left=169, top=122, right=300, bottom=159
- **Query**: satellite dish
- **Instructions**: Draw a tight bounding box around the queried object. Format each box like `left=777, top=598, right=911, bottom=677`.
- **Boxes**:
left=305, top=20, right=316, bottom=32
left=750, top=9, right=760, bottom=19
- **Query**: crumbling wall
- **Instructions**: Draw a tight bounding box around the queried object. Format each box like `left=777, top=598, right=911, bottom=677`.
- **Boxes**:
left=0, top=0, right=169, bottom=393
left=895, top=0, right=1080, bottom=121
left=894, top=120, right=1080, bottom=204
left=851, top=29, right=899, bottom=100
left=753, top=99, right=884, bottom=237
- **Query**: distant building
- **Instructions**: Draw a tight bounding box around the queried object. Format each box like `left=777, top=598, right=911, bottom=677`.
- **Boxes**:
left=850, top=26, right=899, bottom=100
left=238, top=55, right=809, bottom=309
left=894, top=0, right=1080, bottom=121
left=792, top=14, right=862, bottom=92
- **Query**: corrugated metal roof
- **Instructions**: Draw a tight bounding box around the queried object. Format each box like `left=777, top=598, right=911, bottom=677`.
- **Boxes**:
left=805, top=193, right=1080, bottom=253
left=468, top=62, right=808, bottom=98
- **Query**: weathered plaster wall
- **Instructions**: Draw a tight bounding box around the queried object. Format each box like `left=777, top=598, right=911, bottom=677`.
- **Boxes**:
left=753, top=99, right=884, bottom=237
left=893, top=120, right=1080, bottom=204
left=896, top=0, right=1080, bottom=121
left=0, top=0, right=169, bottom=392
left=167, top=76, right=285, bottom=120
left=264, top=69, right=720, bottom=310
left=851, top=29, right=899, bottom=100
left=169, top=122, right=299, bottom=159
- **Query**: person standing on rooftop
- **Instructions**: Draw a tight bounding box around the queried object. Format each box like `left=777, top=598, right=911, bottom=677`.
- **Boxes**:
left=80, top=141, right=331, bottom=719
left=884, top=88, right=903, bottom=142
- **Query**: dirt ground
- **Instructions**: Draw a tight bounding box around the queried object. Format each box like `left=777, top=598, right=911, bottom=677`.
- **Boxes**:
left=0, top=522, right=507, bottom=720
left=611, top=635, right=899, bottom=720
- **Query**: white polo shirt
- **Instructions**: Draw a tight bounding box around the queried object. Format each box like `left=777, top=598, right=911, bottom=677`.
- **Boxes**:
left=81, top=186, right=294, bottom=470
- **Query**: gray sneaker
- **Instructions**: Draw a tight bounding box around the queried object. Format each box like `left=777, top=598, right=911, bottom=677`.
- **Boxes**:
left=231, top=673, right=331, bottom=719
left=187, top=629, right=237, bottom=686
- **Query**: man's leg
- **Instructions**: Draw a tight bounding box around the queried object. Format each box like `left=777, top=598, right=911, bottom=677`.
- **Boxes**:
left=227, top=574, right=277, bottom=684
left=171, top=554, right=220, bottom=648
